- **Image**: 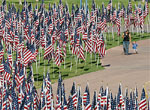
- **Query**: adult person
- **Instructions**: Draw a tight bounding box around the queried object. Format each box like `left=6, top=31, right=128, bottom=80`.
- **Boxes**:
left=122, top=29, right=131, bottom=55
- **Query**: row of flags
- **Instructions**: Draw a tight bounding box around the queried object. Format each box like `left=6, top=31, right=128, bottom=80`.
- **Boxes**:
left=0, top=63, right=149, bottom=110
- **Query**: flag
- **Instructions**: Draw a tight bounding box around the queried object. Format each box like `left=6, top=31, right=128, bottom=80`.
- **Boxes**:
left=139, top=88, right=147, bottom=110
left=4, top=58, right=11, bottom=82
left=77, top=87, right=82, bottom=110
left=62, top=84, right=68, bottom=110
left=0, top=41, right=4, bottom=62
left=116, top=11, right=121, bottom=36
left=23, top=43, right=36, bottom=66
left=107, top=0, right=112, bottom=11
left=44, top=34, right=54, bottom=60
left=70, top=82, right=77, bottom=108
left=55, top=43, right=64, bottom=66
left=92, top=91, right=98, bottom=110
left=0, top=61, right=4, bottom=73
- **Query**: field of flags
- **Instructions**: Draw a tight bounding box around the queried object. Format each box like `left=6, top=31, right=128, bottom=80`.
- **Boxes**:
left=0, top=0, right=149, bottom=109
left=0, top=70, right=149, bottom=110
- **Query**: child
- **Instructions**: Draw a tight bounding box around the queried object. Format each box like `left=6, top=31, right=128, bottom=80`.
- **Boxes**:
left=132, top=41, right=138, bottom=54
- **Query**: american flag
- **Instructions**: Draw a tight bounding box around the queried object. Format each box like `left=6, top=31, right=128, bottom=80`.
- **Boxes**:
left=2, top=89, right=7, bottom=110
left=107, top=97, right=111, bottom=110
left=117, top=84, right=125, bottom=109
left=145, top=0, right=149, bottom=16
left=83, top=85, right=89, bottom=104
left=0, top=41, right=4, bottom=62
left=92, top=91, right=98, bottom=110
left=62, top=84, right=68, bottom=110
left=116, top=11, right=121, bottom=36
left=7, top=45, right=13, bottom=69
left=23, top=43, right=36, bottom=67
left=139, top=88, right=147, bottom=110
left=0, top=62, right=4, bottom=73
left=44, top=35, right=54, bottom=60
left=128, top=0, right=132, bottom=13
left=76, top=87, right=82, bottom=110
left=55, top=74, right=62, bottom=110
left=100, top=91, right=107, bottom=107
left=85, top=93, right=91, bottom=110
left=70, top=82, right=77, bottom=108
left=139, top=10, right=144, bottom=29
left=78, top=40, right=85, bottom=60
left=55, top=44, right=64, bottom=66
left=4, top=58, right=11, bottom=82
left=16, top=66, right=25, bottom=89
left=107, top=0, right=112, bottom=11
left=68, top=96, right=75, bottom=110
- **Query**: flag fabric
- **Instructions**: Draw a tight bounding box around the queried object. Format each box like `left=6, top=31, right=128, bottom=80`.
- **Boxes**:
left=139, top=88, right=147, bottom=110
left=0, top=41, right=4, bottom=62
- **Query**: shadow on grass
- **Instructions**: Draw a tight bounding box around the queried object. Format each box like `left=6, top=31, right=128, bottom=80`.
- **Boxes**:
left=80, top=60, right=84, bottom=63
left=40, top=62, right=44, bottom=65
left=51, top=67, right=59, bottom=69
left=96, top=63, right=102, bottom=66
left=89, top=61, right=97, bottom=64
left=52, top=69, right=60, bottom=74
left=78, top=66, right=84, bottom=69
left=62, top=62, right=71, bottom=66
left=84, top=68, right=89, bottom=71
left=62, top=74, right=69, bottom=77
left=34, top=74, right=43, bottom=81
left=102, top=64, right=111, bottom=67
left=67, top=63, right=74, bottom=67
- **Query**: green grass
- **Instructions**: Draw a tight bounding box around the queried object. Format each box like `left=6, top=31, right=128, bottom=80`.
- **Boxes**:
left=0, top=0, right=147, bottom=12
left=28, top=32, right=150, bottom=89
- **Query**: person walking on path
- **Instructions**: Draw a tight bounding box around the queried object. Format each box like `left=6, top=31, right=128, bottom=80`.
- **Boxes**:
left=122, top=29, right=131, bottom=55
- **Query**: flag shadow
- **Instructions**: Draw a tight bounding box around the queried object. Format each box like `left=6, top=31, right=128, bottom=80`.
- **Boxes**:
left=101, top=64, right=111, bottom=67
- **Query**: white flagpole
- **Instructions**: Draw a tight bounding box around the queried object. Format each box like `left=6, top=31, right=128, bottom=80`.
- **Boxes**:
left=53, top=54, right=55, bottom=78
left=147, top=14, right=149, bottom=33
left=97, top=54, right=99, bottom=68
left=64, top=55, right=66, bottom=69
left=112, top=22, right=114, bottom=42
left=76, top=55, right=78, bottom=73
left=36, top=52, right=38, bottom=85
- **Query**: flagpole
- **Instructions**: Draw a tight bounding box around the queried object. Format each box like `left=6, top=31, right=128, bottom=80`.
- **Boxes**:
left=97, top=54, right=99, bottom=68
left=112, top=24, right=114, bottom=42
left=36, top=54, right=38, bottom=86
left=76, top=55, right=78, bottom=74
left=70, top=51, right=72, bottom=71
left=118, top=2, right=120, bottom=46
left=64, top=56, right=66, bottom=69
left=147, top=15, right=149, bottom=33
left=53, top=54, right=55, bottom=78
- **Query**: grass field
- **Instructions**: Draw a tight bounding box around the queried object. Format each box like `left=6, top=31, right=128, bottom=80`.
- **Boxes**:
left=29, top=32, right=150, bottom=88
left=0, top=0, right=147, bottom=12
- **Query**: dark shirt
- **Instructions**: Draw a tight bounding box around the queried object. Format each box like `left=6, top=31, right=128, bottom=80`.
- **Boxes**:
left=123, top=32, right=129, bottom=41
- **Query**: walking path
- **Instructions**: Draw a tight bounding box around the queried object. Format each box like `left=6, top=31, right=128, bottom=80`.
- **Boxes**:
left=52, top=39, right=150, bottom=97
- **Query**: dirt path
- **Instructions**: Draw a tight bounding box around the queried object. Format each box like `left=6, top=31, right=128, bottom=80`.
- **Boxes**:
left=51, top=39, right=150, bottom=97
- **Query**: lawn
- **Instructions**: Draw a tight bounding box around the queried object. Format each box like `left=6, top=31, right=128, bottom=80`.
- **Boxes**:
left=0, top=0, right=146, bottom=12
left=31, top=32, right=150, bottom=88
